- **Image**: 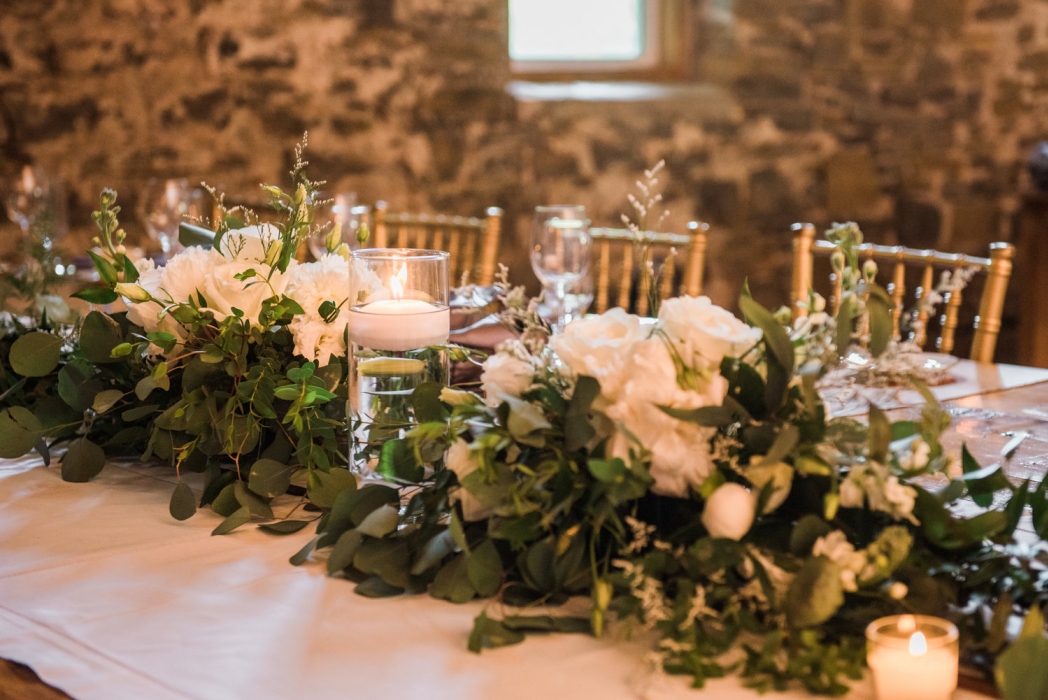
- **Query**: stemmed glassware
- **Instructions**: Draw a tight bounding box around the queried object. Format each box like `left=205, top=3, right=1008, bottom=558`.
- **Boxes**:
left=140, top=179, right=206, bottom=258
left=530, top=205, right=591, bottom=331
left=6, top=165, right=67, bottom=251
left=308, top=192, right=370, bottom=259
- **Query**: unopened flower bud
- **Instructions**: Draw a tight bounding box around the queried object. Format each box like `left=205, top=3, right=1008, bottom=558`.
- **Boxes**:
left=325, top=223, right=343, bottom=253
left=115, top=283, right=151, bottom=303
left=863, top=259, right=878, bottom=282
left=830, top=250, right=845, bottom=273
left=263, top=240, right=283, bottom=267
left=824, top=492, right=840, bottom=520
left=334, top=242, right=352, bottom=260
left=812, top=293, right=826, bottom=313
left=356, top=221, right=370, bottom=246
left=261, top=185, right=283, bottom=199
left=116, top=244, right=127, bottom=255
left=293, top=183, right=307, bottom=206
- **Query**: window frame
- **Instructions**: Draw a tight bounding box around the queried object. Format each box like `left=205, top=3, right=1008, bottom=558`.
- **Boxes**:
left=508, top=0, right=692, bottom=82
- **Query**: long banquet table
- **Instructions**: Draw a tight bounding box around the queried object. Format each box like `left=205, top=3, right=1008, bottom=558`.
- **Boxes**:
left=2, top=360, right=1048, bottom=700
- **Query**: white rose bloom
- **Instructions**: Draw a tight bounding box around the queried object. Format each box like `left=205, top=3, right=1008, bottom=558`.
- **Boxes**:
left=701, top=483, right=756, bottom=540
left=157, top=247, right=218, bottom=306
left=657, top=296, right=761, bottom=369
left=285, top=255, right=383, bottom=364
left=605, top=338, right=726, bottom=496
left=445, top=439, right=492, bottom=522
left=480, top=347, right=536, bottom=408
left=219, top=223, right=282, bottom=263
left=201, top=258, right=294, bottom=326
left=551, top=308, right=646, bottom=403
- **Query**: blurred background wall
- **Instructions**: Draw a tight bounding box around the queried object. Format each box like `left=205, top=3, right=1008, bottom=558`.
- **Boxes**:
left=2, top=0, right=1047, bottom=353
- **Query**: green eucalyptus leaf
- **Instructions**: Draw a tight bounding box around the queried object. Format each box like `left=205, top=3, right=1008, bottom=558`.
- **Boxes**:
left=412, top=530, right=456, bottom=576
left=306, top=467, right=357, bottom=509
left=503, top=395, right=551, bottom=441
left=91, top=389, right=125, bottom=415
left=430, top=552, right=477, bottom=603
left=327, top=530, right=364, bottom=574
left=789, top=515, right=833, bottom=557
left=211, top=506, right=251, bottom=536
left=467, top=539, right=502, bottom=597
left=412, top=382, right=449, bottom=424
left=9, top=332, right=63, bottom=377
left=259, top=520, right=310, bottom=535
left=87, top=250, right=118, bottom=286
left=57, top=360, right=103, bottom=412
left=468, top=611, right=525, bottom=653
left=169, top=482, right=197, bottom=521
left=80, top=311, right=125, bottom=364
left=354, top=505, right=400, bottom=538
left=248, top=458, right=294, bottom=499
left=209, top=485, right=239, bottom=523
left=60, top=437, right=106, bottom=483
left=786, top=556, right=844, bottom=628
left=961, top=445, right=1011, bottom=508
left=355, top=575, right=404, bottom=598
left=995, top=632, right=1048, bottom=700
left=868, top=404, right=891, bottom=463
left=234, top=481, right=273, bottom=519
left=658, top=404, right=736, bottom=427
left=587, top=458, right=627, bottom=484
left=289, top=535, right=320, bottom=566
left=376, top=438, right=424, bottom=483
left=0, top=406, right=44, bottom=458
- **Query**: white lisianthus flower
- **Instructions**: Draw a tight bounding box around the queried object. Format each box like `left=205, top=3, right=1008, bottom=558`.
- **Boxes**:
left=899, top=437, right=931, bottom=471
left=551, top=308, right=646, bottom=403
left=605, top=338, right=726, bottom=497
left=657, top=296, right=761, bottom=370
left=480, top=342, right=537, bottom=408
left=285, top=254, right=383, bottom=364
left=124, top=257, right=191, bottom=355
left=157, top=247, right=217, bottom=307
left=839, top=463, right=918, bottom=524
left=445, top=439, right=492, bottom=522
left=812, top=530, right=867, bottom=594
left=701, top=483, right=756, bottom=540
left=219, top=223, right=283, bottom=264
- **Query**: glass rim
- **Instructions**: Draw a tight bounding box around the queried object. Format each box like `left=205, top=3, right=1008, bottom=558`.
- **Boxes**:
left=351, top=248, right=450, bottom=261
left=535, top=204, right=586, bottom=212
left=865, top=614, right=959, bottom=649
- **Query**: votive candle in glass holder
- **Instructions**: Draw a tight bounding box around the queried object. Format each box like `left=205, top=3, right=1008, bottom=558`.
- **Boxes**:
left=866, top=614, right=959, bottom=700
left=348, top=249, right=450, bottom=478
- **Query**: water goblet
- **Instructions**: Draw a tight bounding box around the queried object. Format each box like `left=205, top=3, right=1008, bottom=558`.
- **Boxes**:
left=140, top=179, right=206, bottom=258
left=530, top=205, right=591, bottom=332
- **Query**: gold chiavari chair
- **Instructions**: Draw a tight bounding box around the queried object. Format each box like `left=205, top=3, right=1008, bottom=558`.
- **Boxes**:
left=590, top=221, right=708, bottom=315
left=372, top=202, right=503, bottom=286
left=790, top=223, right=1015, bottom=363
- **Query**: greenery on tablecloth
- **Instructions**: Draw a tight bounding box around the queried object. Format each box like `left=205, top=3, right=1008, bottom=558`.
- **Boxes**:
left=0, top=146, right=1045, bottom=697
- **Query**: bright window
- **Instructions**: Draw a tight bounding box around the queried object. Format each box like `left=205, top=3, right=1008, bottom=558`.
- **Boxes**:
left=509, top=0, right=658, bottom=72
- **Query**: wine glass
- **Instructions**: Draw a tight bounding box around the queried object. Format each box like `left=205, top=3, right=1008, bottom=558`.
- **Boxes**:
left=530, top=205, right=591, bottom=331
left=540, top=271, right=593, bottom=326
left=140, top=179, right=206, bottom=258
left=6, top=166, right=67, bottom=250
left=309, top=193, right=369, bottom=259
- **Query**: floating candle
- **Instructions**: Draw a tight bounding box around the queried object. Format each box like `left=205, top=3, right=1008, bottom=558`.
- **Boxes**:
left=348, top=299, right=450, bottom=352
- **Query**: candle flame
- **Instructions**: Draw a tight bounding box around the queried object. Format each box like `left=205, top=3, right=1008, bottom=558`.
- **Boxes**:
left=390, top=263, right=408, bottom=300
left=909, top=631, right=928, bottom=656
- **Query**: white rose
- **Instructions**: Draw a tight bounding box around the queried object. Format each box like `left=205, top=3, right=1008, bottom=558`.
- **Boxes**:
left=286, top=254, right=384, bottom=364
left=657, top=296, right=761, bottom=369
left=646, top=424, right=718, bottom=498
left=219, top=223, right=283, bottom=263
left=480, top=349, right=535, bottom=408
left=701, top=482, right=756, bottom=540
left=551, top=308, right=646, bottom=402
left=201, top=259, right=293, bottom=325
left=157, top=247, right=217, bottom=306
left=445, top=439, right=492, bottom=522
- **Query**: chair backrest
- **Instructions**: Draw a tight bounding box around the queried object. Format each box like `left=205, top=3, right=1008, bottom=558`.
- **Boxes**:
left=791, top=223, right=1015, bottom=363
left=372, top=202, right=503, bottom=286
left=590, top=221, right=708, bottom=315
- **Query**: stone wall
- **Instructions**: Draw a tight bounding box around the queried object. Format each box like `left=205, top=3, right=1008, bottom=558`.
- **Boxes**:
left=2, top=0, right=1047, bottom=356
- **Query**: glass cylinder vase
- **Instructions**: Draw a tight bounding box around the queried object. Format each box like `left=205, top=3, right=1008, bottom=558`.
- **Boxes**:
left=348, top=248, right=450, bottom=478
